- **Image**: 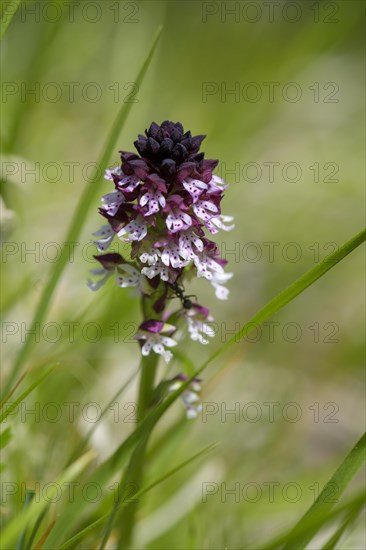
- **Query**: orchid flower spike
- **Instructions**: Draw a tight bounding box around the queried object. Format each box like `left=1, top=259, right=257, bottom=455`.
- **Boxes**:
left=89, top=120, right=234, bottom=374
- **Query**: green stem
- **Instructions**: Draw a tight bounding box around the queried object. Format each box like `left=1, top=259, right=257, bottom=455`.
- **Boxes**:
left=118, top=351, right=159, bottom=547
left=99, top=347, right=160, bottom=549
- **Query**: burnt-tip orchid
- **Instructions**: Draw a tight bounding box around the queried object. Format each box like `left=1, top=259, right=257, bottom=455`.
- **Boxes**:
left=88, top=121, right=234, bottom=399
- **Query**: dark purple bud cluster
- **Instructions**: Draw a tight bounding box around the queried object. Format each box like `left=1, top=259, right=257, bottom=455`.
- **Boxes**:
left=130, top=120, right=217, bottom=183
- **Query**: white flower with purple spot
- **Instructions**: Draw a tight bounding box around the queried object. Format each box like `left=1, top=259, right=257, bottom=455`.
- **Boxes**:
left=105, top=167, right=141, bottom=193
left=210, top=271, right=233, bottom=300
left=140, top=190, right=166, bottom=217
left=104, top=166, right=122, bottom=181
left=178, top=230, right=204, bottom=261
left=166, top=209, right=192, bottom=233
left=93, top=225, right=115, bottom=251
left=184, top=304, right=215, bottom=344
left=182, top=178, right=207, bottom=203
left=87, top=253, right=124, bottom=291
left=169, top=374, right=203, bottom=419
left=118, top=215, right=147, bottom=242
left=87, top=268, right=111, bottom=291
left=139, top=247, right=160, bottom=266
left=101, top=190, right=125, bottom=216
left=208, top=214, right=235, bottom=233
left=193, top=253, right=224, bottom=280
left=141, top=260, right=170, bottom=281
left=207, top=174, right=228, bottom=192
left=161, top=241, right=189, bottom=269
left=193, top=198, right=218, bottom=224
left=118, top=174, right=141, bottom=193
left=136, top=321, right=177, bottom=363
left=116, top=264, right=149, bottom=293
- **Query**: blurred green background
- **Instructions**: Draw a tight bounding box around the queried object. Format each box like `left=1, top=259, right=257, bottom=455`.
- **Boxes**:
left=1, top=1, right=365, bottom=548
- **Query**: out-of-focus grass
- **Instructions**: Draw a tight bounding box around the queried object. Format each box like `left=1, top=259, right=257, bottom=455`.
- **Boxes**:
left=1, top=1, right=365, bottom=548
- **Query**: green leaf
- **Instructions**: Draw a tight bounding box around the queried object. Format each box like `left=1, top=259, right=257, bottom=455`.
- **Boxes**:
left=0, top=450, right=96, bottom=549
left=57, top=443, right=216, bottom=550
left=197, top=228, right=366, bottom=373
left=320, top=501, right=364, bottom=550
left=0, top=426, right=13, bottom=470
left=15, top=490, right=35, bottom=550
left=0, top=364, right=57, bottom=423
left=262, top=491, right=365, bottom=550
left=0, top=0, right=21, bottom=40
left=282, top=432, right=366, bottom=550
left=2, top=25, right=163, bottom=397
left=0, top=426, right=12, bottom=448
left=65, top=367, right=138, bottom=466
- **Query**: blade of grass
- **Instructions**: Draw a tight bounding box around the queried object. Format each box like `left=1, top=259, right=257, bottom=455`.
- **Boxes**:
left=282, top=432, right=366, bottom=550
left=32, top=520, right=56, bottom=550
left=0, top=364, right=58, bottom=422
left=1, top=450, right=96, bottom=548
left=197, top=227, right=366, bottom=373
left=25, top=508, right=48, bottom=550
left=65, top=367, right=139, bottom=466
left=0, top=426, right=12, bottom=448
left=4, top=3, right=67, bottom=152
left=45, top=227, right=366, bottom=547
left=57, top=443, right=217, bottom=550
left=320, top=501, right=365, bottom=550
left=16, top=490, right=35, bottom=550
left=0, top=369, right=28, bottom=408
left=0, top=0, right=21, bottom=40
left=2, top=25, right=163, bottom=397
left=261, top=491, right=365, bottom=550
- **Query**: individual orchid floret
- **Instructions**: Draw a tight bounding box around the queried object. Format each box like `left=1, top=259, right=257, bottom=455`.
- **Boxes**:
left=141, top=259, right=171, bottom=282
left=210, top=270, right=234, bottom=300
left=117, top=215, right=147, bottom=242
left=116, top=264, right=151, bottom=294
left=87, top=253, right=124, bottom=291
left=135, top=320, right=177, bottom=363
left=92, top=225, right=116, bottom=251
left=169, top=374, right=202, bottom=419
left=184, top=304, right=215, bottom=344
left=207, top=214, right=235, bottom=234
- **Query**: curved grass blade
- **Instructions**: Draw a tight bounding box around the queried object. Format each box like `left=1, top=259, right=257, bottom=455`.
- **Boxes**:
left=0, top=364, right=58, bottom=422
left=4, top=4, right=67, bottom=152
left=0, top=426, right=12, bottom=471
left=65, top=367, right=138, bottom=466
left=0, top=425, right=12, bottom=448
left=1, top=450, right=96, bottom=549
left=57, top=443, right=217, bottom=550
left=0, top=0, right=21, bottom=40
left=282, top=432, right=366, bottom=550
left=25, top=508, right=48, bottom=550
left=0, top=369, right=28, bottom=408
left=261, top=490, right=365, bottom=550
left=197, top=228, right=366, bottom=373
left=320, top=500, right=365, bottom=550
left=15, top=490, right=35, bottom=550
left=32, top=519, right=56, bottom=550
left=2, top=25, right=163, bottom=397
